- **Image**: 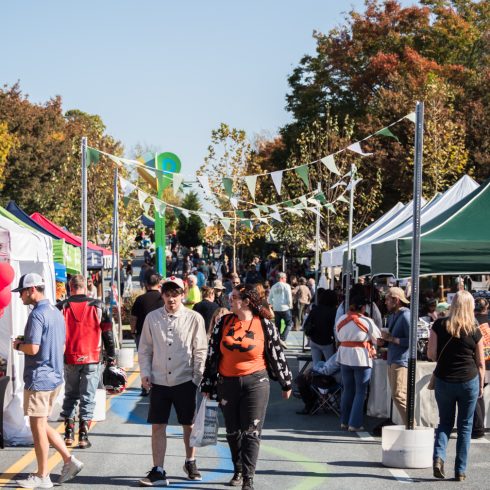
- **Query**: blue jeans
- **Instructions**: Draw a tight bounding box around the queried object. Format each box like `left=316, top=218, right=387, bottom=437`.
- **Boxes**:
left=310, top=340, right=335, bottom=365
left=61, top=363, right=100, bottom=420
left=340, top=364, right=372, bottom=428
left=433, top=375, right=479, bottom=474
left=274, top=309, right=293, bottom=341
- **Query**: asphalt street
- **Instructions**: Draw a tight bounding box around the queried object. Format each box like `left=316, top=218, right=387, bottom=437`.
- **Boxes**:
left=1, top=336, right=490, bottom=489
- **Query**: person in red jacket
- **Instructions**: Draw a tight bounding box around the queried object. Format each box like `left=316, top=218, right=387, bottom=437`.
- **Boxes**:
left=58, top=274, right=116, bottom=449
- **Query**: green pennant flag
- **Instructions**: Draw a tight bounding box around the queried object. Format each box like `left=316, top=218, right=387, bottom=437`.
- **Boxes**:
left=241, top=219, right=252, bottom=230
left=295, top=165, right=310, bottom=188
left=222, top=177, right=233, bottom=197
left=173, top=207, right=182, bottom=219
left=376, top=127, right=400, bottom=142
left=314, top=192, right=327, bottom=204
left=337, top=195, right=349, bottom=204
left=86, top=148, right=100, bottom=166
left=257, top=204, right=269, bottom=214
left=283, top=200, right=294, bottom=207
left=122, top=196, right=130, bottom=208
left=236, top=210, right=245, bottom=219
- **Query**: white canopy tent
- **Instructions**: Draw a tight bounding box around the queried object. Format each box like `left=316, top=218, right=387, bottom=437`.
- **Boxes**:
left=0, top=214, right=56, bottom=445
left=355, top=175, right=479, bottom=268
left=321, top=201, right=414, bottom=268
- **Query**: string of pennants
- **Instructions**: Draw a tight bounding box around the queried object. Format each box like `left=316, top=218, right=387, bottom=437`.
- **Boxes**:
left=86, top=111, right=415, bottom=203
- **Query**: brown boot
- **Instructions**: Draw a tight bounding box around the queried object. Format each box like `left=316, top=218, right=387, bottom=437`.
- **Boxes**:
left=64, top=418, right=75, bottom=446
left=78, top=420, right=92, bottom=449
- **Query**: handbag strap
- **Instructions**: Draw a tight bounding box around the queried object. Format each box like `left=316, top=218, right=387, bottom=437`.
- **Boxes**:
left=436, top=336, right=452, bottom=362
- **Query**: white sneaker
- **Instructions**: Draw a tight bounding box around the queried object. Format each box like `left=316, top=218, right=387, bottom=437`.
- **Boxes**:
left=58, top=455, right=84, bottom=484
left=16, top=474, right=53, bottom=488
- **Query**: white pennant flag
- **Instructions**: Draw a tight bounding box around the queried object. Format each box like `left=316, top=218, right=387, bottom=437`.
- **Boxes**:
left=321, top=155, right=340, bottom=175
left=308, top=206, right=322, bottom=218
left=197, top=175, right=212, bottom=195
left=405, top=112, right=416, bottom=123
left=229, top=197, right=238, bottom=209
left=325, top=203, right=336, bottom=214
left=258, top=217, right=269, bottom=224
left=152, top=196, right=166, bottom=217
left=181, top=209, right=190, bottom=219
left=250, top=208, right=261, bottom=219
left=138, top=189, right=149, bottom=207
left=307, top=197, right=320, bottom=207
left=285, top=206, right=303, bottom=216
left=172, top=174, right=184, bottom=195
left=200, top=213, right=212, bottom=227
left=244, top=175, right=258, bottom=200
left=142, top=201, right=151, bottom=215
left=347, top=142, right=373, bottom=156
left=110, top=155, right=123, bottom=167
left=299, top=195, right=308, bottom=208
left=270, top=171, right=283, bottom=195
left=336, top=195, right=349, bottom=204
left=119, top=176, right=135, bottom=196
left=220, top=219, right=231, bottom=234
left=270, top=209, right=283, bottom=222
left=346, top=178, right=362, bottom=191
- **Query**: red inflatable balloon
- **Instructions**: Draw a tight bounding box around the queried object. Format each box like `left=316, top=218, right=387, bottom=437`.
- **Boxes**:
left=0, top=286, right=12, bottom=309
left=0, top=262, right=15, bottom=290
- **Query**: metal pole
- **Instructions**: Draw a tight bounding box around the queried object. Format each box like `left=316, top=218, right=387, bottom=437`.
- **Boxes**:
left=344, top=164, right=356, bottom=310
left=81, top=137, right=88, bottom=285
left=406, top=101, right=424, bottom=430
left=109, top=169, right=117, bottom=326
left=115, top=192, right=123, bottom=345
left=314, top=182, right=321, bottom=305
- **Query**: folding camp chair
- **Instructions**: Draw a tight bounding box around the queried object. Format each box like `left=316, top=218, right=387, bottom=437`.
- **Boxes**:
left=309, top=378, right=341, bottom=416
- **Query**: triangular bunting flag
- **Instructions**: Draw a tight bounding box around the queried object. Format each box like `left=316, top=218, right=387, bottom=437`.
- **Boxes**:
left=295, top=165, right=310, bottom=188
left=244, top=175, right=258, bottom=201
left=172, top=173, right=184, bottom=195
left=346, top=178, right=362, bottom=191
left=197, top=175, right=212, bottom=195
left=222, top=177, right=233, bottom=197
left=241, top=219, right=253, bottom=230
left=325, top=203, right=336, bottom=214
left=258, top=217, right=269, bottom=224
left=173, top=207, right=182, bottom=219
left=308, top=206, right=322, bottom=218
left=321, top=155, right=340, bottom=175
left=270, top=211, right=283, bottom=223
left=314, top=192, right=327, bottom=204
left=236, top=210, right=245, bottom=219
left=181, top=209, right=190, bottom=219
left=406, top=112, right=416, bottom=123
left=122, top=196, right=131, bottom=208
left=347, top=142, right=373, bottom=156
left=284, top=207, right=303, bottom=216
left=119, top=176, right=136, bottom=196
left=299, top=195, right=308, bottom=208
left=142, top=201, right=151, bottom=215
left=152, top=197, right=166, bottom=218
left=336, top=195, right=350, bottom=204
left=250, top=208, right=261, bottom=219
left=257, top=204, right=269, bottom=214
left=138, top=189, right=149, bottom=207
left=270, top=171, right=283, bottom=195
left=220, top=219, right=231, bottom=234
left=86, top=148, right=100, bottom=166
left=109, top=154, right=123, bottom=166
left=229, top=197, right=238, bottom=209
left=376, top=127, right=400, bottom=142
left=307, top=197, right=320, bottom=207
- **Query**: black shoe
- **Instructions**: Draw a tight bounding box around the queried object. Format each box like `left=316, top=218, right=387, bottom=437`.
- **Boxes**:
left=242, top=476, right=254, bottom=490
left=78, top=420, right=92, bottom=449
left=455, top=473, right=466, bottom=482
left=64, top=418, right=75, bottom=446
left=471, top=431, right=485, bottom=439
left=183, top=460, right=202, bottom=481
left=228, top=471, right=243, bottom=486
left=433, top=458, right=445, bottom=479
left=140, top=387, right=150, bottom=397
left=139, top=467, right=168, bottom=487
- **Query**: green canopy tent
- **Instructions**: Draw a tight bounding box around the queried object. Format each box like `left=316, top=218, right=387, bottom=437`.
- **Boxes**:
left=371, top=179, right=490, bottom=278
left=0, top=206, right=81, bottom=275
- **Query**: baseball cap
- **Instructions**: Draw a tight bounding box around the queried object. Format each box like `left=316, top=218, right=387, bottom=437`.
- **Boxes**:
left=213, top=280, right=225, bottom=290
left=436, top=301, right=450, bottom=312
left=162, top=276, right=185, bottom=290
left=12, top=273, right=45, bottom=292
left=387, top=287, right=410, bottom=304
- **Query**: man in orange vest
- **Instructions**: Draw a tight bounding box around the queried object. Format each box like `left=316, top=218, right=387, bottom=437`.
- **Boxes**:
left=58, top=274, right=116, bottom=449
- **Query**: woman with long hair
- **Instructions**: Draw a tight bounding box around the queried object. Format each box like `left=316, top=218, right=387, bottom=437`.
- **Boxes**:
left=201, top=284, right=292, bottom=490
left=428, top=291, right=485, bottom=481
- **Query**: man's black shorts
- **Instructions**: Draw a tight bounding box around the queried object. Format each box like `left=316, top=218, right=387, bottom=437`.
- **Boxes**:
left=147, top=380, right=197, bottom=425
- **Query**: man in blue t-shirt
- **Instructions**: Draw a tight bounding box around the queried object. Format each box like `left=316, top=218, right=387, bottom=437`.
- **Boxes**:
left=381, top=287, right=411, bottom=425
left=12, top=273, right=83, bottom=489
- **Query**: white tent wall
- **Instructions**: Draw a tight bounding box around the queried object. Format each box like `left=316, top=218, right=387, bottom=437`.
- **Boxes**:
left=321, top=200, right=415, bottom=268
left=0, top=215, right=55, bottom=445
left=355, top=175, right=479, bottom=268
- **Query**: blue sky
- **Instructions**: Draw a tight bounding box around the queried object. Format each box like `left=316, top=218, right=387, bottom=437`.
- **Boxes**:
left=1, top=1, right=416, bottom=175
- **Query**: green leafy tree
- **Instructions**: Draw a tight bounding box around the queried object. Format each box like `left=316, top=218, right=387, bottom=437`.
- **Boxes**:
left=177, top=191, right=204, bottom=248
left=0, top=122, right=17, bottom=190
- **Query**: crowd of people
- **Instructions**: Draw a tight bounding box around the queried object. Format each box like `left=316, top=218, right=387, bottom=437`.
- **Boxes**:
left=9, top=251, right=489, bottom=488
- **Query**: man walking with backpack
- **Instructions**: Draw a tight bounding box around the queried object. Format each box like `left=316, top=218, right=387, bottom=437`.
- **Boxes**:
left=58, top=274, right=116, bottom=449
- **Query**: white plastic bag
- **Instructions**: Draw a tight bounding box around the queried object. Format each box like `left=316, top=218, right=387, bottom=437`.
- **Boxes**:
left=190, top=398, right=219, bottom=447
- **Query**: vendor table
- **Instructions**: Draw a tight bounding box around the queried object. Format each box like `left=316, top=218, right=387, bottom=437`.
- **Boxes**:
left=367, top=359, right=490, bottom=428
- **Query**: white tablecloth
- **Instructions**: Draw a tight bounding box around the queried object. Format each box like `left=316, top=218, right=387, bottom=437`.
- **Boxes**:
left=367, top=359, right=490, bottom=428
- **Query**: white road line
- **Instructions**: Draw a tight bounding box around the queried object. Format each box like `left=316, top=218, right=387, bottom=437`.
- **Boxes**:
left=389, top=468, right=415, bottom=483
left=357, top=431, right=376, bottom=441
left=471, top=438, right=490, bottom=444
